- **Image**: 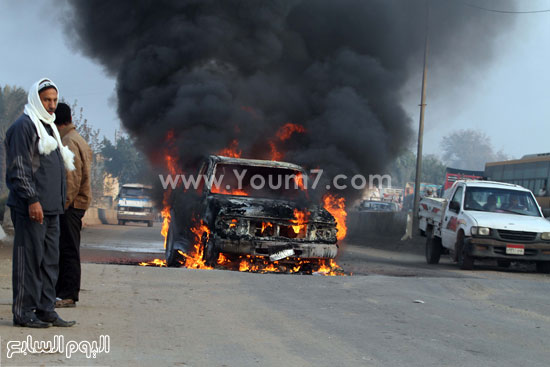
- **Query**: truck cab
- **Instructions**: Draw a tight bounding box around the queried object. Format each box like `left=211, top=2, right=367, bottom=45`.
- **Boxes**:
left=116, top=183, right=155, bottom=227
left=420, top=180, right=550, bottom=273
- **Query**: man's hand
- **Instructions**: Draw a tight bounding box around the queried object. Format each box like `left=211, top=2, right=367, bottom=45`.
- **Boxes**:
left=29, top=202, right=43, bottom=224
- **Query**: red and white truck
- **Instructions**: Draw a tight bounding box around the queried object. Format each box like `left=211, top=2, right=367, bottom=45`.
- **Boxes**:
left=419, top=180, right=550, bottom=272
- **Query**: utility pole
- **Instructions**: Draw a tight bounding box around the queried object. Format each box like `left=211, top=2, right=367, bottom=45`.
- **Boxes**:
left=412, top=1, right=430, bottom=231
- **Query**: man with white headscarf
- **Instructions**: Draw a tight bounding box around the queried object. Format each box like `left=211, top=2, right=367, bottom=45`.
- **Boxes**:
left=5, top=78, right=76, bottom=328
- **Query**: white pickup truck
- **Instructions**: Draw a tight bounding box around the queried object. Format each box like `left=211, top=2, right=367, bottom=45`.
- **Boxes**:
left=419, top=180, right=550, bottom=273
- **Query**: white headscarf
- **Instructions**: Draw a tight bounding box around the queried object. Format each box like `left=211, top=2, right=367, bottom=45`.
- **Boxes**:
left=23, top=78, right=75, bottom=171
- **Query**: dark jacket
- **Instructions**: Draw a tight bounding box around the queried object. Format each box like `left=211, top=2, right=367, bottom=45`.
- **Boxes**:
left=58, top=123, right=92, bottom=210
left=5, top=114, right=66, bottom=215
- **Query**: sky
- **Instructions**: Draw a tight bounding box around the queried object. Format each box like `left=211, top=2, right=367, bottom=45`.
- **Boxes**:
left=0, top=0, right=549, bottom=160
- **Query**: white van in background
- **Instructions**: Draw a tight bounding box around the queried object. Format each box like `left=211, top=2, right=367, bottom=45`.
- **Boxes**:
left=116, top=184, right=155, bottom=227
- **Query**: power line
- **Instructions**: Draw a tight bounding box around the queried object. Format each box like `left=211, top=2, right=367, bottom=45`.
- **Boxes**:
left=460, top=1, right=550, bottom=14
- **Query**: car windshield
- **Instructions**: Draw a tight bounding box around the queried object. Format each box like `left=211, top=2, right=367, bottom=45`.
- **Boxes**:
left=120, top=187, right=152, bottom=197
left=464, top=187, right=541, bottom=217
left=211, top=163, right=307, bottom=200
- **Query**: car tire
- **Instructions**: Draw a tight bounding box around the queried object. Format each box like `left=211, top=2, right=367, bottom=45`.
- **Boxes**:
left=202, top=234, right=219, bottom=267
left=166, top=222, right=184, bottom=267
left=536, top=261, right=550, bottom=274
left=457, top=233, right=474, bottom=270
left=497, top=260, right=511, bottom=268
left=425, top=227, right=442, bottom=264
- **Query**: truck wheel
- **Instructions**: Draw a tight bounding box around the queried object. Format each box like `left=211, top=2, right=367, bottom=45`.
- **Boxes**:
left=497, top=260, right=511, bottom=268
left=166, top=223, right=184, bottom=267
left=202, top=234, right=219, bottom=267
left=536, top=261, right=550, bottom=274
left=425, top=228, right=442, bottom=264
left=457, top=233, right=474, bottom=270
left=147, top=221, right=154, bottom=227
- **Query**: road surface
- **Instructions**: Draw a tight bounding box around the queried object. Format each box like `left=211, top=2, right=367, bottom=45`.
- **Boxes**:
left=0, top=223, right=548, bottom=366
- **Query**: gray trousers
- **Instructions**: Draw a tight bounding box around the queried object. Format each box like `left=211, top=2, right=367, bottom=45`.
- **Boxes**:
left=12, top=211, right=60, bottom=322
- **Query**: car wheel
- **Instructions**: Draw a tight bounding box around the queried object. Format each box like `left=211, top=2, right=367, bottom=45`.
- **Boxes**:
left=425, top=227, right=442, bottom=264
left=147, top=221, right=153, bottom=227
left=202, top=234, right=219, bottom=267
left=456, top=233, right=474, bottom=270
left=536, top=261, right=550, bottom=274
left=497, top=260, right=511, bottom=268
left=166, top=222, right=184, bottom=267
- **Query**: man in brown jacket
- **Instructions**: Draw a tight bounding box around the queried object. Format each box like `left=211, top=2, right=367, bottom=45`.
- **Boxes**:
left=54, top=102, right=92, bottom=307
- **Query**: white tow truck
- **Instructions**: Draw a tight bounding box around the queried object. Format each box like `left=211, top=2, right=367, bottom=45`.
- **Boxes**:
left=419, top=180, right=550, bottom=272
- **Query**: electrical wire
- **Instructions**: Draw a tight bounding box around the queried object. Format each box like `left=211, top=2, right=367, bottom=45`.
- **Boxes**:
left=459, top=0, right=550, bottom=14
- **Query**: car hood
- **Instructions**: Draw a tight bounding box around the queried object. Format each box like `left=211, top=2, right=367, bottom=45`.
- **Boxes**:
left=466, top=211, right=550, bottom=232
left=209, top=195, right=335, bottom=224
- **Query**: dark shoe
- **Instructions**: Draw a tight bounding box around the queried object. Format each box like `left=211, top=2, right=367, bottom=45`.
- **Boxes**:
left=51, top=317, right=76, bottom=327
left=13, top=318, right=51, bottom=328
left=55, top=299, right=76, bottom=308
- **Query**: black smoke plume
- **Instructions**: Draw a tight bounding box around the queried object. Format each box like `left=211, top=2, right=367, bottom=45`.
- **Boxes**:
left=64, top=0, right=516, bottom=202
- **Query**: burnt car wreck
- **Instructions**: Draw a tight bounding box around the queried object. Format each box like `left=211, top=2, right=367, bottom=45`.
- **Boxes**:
left=165, top=155, right=339, bottom=267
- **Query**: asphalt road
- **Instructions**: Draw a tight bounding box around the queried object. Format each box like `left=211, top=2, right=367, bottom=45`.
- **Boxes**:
left=0, top=224, right=548, bottom=366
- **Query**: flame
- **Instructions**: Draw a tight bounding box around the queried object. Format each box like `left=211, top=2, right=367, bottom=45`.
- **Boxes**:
left=219, top=139, right=242, bottom=158
left=268, top=123, right=305, bottom=161
left=211, top=186, right=249, bottom=196
left=323, top=194, right=347, bottom=240
left=269, top=141, right=283, bottom=161
left=160, top=130, right=179, bottom=249
left=291, top=209, right=309, bottom=234
left=276, top=123, right=306, bottom=141
left=261, top=221, right=273, bottom=234
left=294, top=172, right=305, bottom=190
left=183, top=220, right=213, bottom=269
left=139, top=258, right=167, bottom=267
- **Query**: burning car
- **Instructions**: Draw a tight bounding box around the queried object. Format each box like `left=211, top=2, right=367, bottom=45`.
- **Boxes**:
left=165, top=155, right=339, bottom=267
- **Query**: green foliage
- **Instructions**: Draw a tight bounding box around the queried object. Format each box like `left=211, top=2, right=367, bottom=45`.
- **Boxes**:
left=0, top=85, right=27, bottom=194
left=389, top=151, right=447, bottom=187
left=101, top=135, right=150, bottom=185
left=0, top=85, right=26, bottom=138
left=441, top=129, right=508, bottom=171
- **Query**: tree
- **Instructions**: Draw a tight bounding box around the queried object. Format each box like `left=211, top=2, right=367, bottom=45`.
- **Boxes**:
left=0, top=85, right=27, bottom=194
left=101, top=135, right=150, bottom=185
left=69, top=100, right=105, bottom=204
left=389, top=151, right=447, bottom=187
left=441, top=129, right=508, bottom=171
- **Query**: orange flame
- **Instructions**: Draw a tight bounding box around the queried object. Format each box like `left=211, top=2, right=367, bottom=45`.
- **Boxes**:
left=268, top=123, right=306, bottom=161
left=160, top=130, right=179, bottom=249
left=269, top=141, right=283, bottom=161
left=276, top=123, right=306, bottom=141
left=291, top=209, right=309, bottom=234
left=323, top=194, right=347, bottom=240
left=211, top=186, right=249, bottom=196
left=219, top=139, right=242, bottom=158
left=183, top=220, right=213, bottom=269
left=139, top=258, right=167, bottom=267
left=261, top=222, right=273, bottom=234
left=294, top=172, right=305, bottom=190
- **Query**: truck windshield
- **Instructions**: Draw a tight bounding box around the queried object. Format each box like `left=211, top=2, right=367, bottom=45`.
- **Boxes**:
left=464, top=187, right=541, bottom=217
left=210, top=163, right=307, bottom=200
left=120, top=187, right=152, bottom=197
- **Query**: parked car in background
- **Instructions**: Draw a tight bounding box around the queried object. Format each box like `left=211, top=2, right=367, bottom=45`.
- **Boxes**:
left=117, top=183, right=155, bottom=227
left=356, top=200, right=399, bottom=212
